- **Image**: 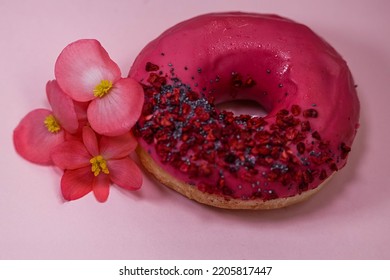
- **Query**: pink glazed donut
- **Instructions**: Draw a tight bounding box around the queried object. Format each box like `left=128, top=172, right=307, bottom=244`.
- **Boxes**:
left=130, top=12, right=360, bottom=209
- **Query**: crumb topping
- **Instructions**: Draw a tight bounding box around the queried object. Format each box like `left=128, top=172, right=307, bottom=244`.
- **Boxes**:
left=134, top=64, right=351, bottom=200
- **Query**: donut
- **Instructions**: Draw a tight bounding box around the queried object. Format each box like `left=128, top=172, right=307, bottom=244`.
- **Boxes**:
left=129, top=12, right=360, bottom=209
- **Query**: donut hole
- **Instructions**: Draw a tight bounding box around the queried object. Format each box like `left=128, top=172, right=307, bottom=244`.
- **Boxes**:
left=216, top=99, right=268, bottom=118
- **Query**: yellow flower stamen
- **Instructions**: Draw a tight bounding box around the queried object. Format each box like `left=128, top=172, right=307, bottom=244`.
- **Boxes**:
left=44, top=114, right=61, bottom=133
left=93, top=80, right=113, bottom=98
left=90, top=155, right=110, bottom=176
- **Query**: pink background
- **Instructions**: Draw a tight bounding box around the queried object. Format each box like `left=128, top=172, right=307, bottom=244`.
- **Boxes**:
left=1, top=0, right=389, bottom=259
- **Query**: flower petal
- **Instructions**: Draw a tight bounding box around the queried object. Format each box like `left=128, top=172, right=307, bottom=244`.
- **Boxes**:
left=61, top=167, right=94, bottom=201
left=82, top=126, right=99, bottom=156
left=46, top=80, right=79, bottom=134
left=51, top=140, right=90, bottom=170
left=87, top=78, right=144, bottom=136
left=73, top=100, right=89, bottom=123
left=64, top=101, right=89, bottom=141
left=92, top=174, right=110, bottom=202
left=100, top=132, right=138, bottom=160
left=108, top=158, right=143, bottom=191
left=13, top=109, right=65, bottom=165
left=55, top=39, right=121, bottom=102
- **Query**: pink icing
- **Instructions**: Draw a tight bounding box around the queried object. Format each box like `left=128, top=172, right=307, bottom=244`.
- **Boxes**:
left=129, top=12, right=360, bottom=200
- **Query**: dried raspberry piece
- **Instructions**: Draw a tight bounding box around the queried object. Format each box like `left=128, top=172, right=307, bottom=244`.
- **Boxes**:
left=140, top=130, right=154, bottom=144
left=340, top=142, right=351, bottom=159
left=312, top=131, right=322, bottom=140
left=231, top=72, right=243, bottom=87
left=270, top=146, right=281, bottom=159
left=282, top=173, right=294, bottom=186
left=318, top=141, right=330, bottom=150
left=270, top=132, right=284, bottom=146
left=154, top=128, right=171, bottom=142
left=254, top=131, right=271, bottom=145
left=169, top=152, right=181, bottom=167
left=296, top=142, right=305, bottom=154
left=303, top=170, right=314, bottom=184
left=229, top=138, right=246, bottom=151
left=201, top=150, right=216, bottom=163
left=147, top=73, right=167, bottom=88
left=247, top=116, right=267, bottom=129
left=245, top=77, right=256, bottom=87
left=160, top=117, right=173, bottom=127
left=280, top=149, right=293, bottom=162
left=298, top=182, right=309, bottom=192
left=217, top=175, right=225, bottom=187
left=145, top=62, right=160, bottom=72
left=267, top=171, right=279, bottom=181
left=187, top=90, right=200, bottom=101
left=293, top=132, right=306, bottom=143
left=194, top=107, right=210, bottom=121
left=285, top=128, right=298, bottom=140
left=319, top=169, right=327, bottom=180
left=156, top=142, right=172, bottom=162
left=222, top=186, right=234, bottom=196
left=277, top=109, right=289, bottom=116
left=252, top=146, right=270, bottom=156
left=179, top=162, right=190, bottom=173
left=327, top=159, right=339, bottom=171
left=291, top=104, right=301, bottom=116
left=303, top=109, right=318, bottom=118
left=300, top=121, right=311, bottom=132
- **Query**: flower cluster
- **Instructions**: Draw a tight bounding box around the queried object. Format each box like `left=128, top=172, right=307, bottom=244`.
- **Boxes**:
left=13, top=39, right=144, bottom=202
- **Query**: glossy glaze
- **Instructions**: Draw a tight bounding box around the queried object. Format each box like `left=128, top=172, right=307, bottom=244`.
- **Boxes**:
left=130, top=12, right=360, bottom=200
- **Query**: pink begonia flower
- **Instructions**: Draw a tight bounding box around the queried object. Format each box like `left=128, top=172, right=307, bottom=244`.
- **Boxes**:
left=54, top=39, right=144, bottom=136
left=13, top=80, right=79, bottom=165
left=51, top=126, right=142, bottom=202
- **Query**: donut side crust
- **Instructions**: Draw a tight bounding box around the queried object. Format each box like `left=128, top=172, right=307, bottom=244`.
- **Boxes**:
left=137, top=146, right=331, bottom=210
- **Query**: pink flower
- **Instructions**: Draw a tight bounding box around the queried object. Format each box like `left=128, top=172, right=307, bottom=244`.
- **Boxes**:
left=54, top=39, right=144, bottom=136
left=14, top=39, right=145, bottom=203
left=51, top=126, right=142, bottom=202
left=13, top=80, right=79, bottom=165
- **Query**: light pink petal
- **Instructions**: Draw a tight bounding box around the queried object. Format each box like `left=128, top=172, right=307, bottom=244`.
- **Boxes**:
left=61, top=167, right=94, bottom=201
left=108, top=158, right=143, bottom=191
left=64, top=128, right=83, bottom=141
left=13, top=109, right=65, bottom=165
left=82, top=126, right=99, bottom=156
left=46, top=80, right=79, bottom=134
left=92, top=174, right=110, bottom=202
left=51, top=140, right=90, bottom=170
left=55, top=39, right=121, bottom=102
left=87, top=78, right=144, bottom=136
left=64, top=102, right=89, bottom=140
left=73, top=100, right=89, bottom=123
left=100, top=132, right=138, bottom=160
